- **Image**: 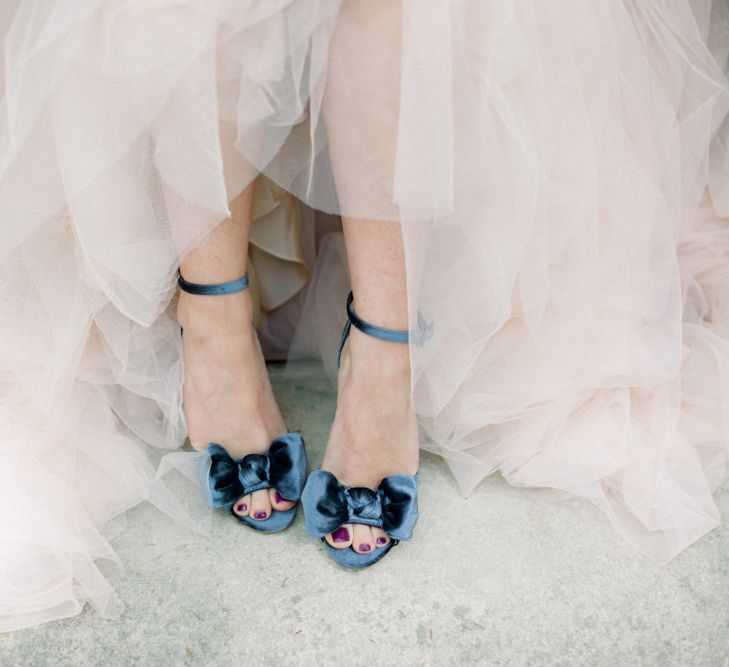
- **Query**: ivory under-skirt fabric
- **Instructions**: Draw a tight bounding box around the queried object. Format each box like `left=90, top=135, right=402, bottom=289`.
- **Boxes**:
left=1, top=0, right=729, bottom=631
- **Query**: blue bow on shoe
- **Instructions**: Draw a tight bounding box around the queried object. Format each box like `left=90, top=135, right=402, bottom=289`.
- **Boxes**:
left=301, top=469, right=420, bottom=541
left=199, top=432, right=307, bottom=508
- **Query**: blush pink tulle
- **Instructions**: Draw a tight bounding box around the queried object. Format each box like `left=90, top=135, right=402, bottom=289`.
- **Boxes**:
left=1, top=0, right=728, bottom=632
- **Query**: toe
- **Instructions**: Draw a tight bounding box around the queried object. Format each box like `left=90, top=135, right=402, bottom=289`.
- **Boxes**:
left=325, top=524, right=353, bottom=549
left=352, top=524, right=376, bottom=554
left=232, top=493, right=251, bottom=517
left=372, top=527, right=390, bottom=549
left=269, top=488, right=296, bottom=512
left=249, top=489, right=272, bottom=521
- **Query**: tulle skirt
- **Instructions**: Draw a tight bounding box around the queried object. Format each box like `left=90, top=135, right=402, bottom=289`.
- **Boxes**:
left=1, top=0, right=729, bottom=631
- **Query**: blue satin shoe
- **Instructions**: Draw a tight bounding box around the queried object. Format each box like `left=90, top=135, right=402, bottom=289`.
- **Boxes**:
left=301, top=291, right=425, bottom=568
left=198, top=435, right=307, bottom=532
left=179, top=271, right=308, bottom=532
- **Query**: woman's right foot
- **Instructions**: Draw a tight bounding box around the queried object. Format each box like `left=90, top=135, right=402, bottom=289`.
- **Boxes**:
left=319, top=325, right=420, bottom=554
left=177, top=286, right=296, bottom=520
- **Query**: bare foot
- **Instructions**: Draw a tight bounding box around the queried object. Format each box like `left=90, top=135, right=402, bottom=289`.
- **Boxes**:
left=320, top=327, right=419, bottom=553
left=177, top=288, right=296, bottom=519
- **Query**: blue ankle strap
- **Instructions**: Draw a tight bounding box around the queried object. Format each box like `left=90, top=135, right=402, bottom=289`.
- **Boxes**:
left=336, top=292, right=431, bottom=367
left=177, top=271, right=249, bottom=296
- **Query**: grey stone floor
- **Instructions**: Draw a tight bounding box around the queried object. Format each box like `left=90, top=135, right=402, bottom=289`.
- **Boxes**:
left=2, top=363, right=729, bottom=666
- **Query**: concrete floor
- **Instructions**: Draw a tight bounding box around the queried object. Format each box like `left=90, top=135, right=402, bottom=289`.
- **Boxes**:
left=2, top=364, right=729, bottom=666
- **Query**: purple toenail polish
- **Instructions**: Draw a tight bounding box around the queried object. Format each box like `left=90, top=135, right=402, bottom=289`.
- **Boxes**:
left=331, top=526, right=350, bottom=543
left=254, top=511, right=267, bottom=519
left=236, top=503, right=247, bottom=513
left=376, top=537, right=387, bottom=545
left=274, top=491, right=288, bottom=504
left=359, top=544, right=371, bottom=552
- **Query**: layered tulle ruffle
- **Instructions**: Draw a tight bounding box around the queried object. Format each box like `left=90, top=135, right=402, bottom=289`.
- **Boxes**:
left=290, top=0, right=729, bottom=560
left=0, top=0, right=338, bottom=632
left=1, top=0, right=729, bottom=632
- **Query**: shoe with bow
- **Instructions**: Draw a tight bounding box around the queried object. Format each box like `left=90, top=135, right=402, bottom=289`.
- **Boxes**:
left=301, top=291, right=425, bottom=567
left=179, top=271, right=308, bottom=532
left=200, top=434, right=307, bottom=532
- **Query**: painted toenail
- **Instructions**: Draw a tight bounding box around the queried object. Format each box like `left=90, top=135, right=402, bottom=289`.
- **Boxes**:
left=274, top=491, right=288, bottom=504
left=254, top=511, right=267, bottom=519
left=359, top=544, right=371, bottom=552
left=332, top=527, right=350, bottom=543
left=236, top=503, right=247, bottom=512
left=376, top=537, right=387, bottom=545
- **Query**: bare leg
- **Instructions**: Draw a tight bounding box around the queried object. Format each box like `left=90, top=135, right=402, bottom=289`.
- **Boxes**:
left=320, top=219, right=420, bottom=554
left=320, top=0, right=419, bottom=554
left=177, top=181, right=296, bottom=519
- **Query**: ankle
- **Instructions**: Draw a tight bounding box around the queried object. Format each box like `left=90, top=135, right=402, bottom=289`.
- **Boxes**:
left=343, top=328, right=411, bottom=376
left=177, top=290, right=255, bottom=338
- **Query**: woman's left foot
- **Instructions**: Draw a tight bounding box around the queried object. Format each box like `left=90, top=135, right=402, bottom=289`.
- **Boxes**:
left=319, top=326, right=420, bottom=553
